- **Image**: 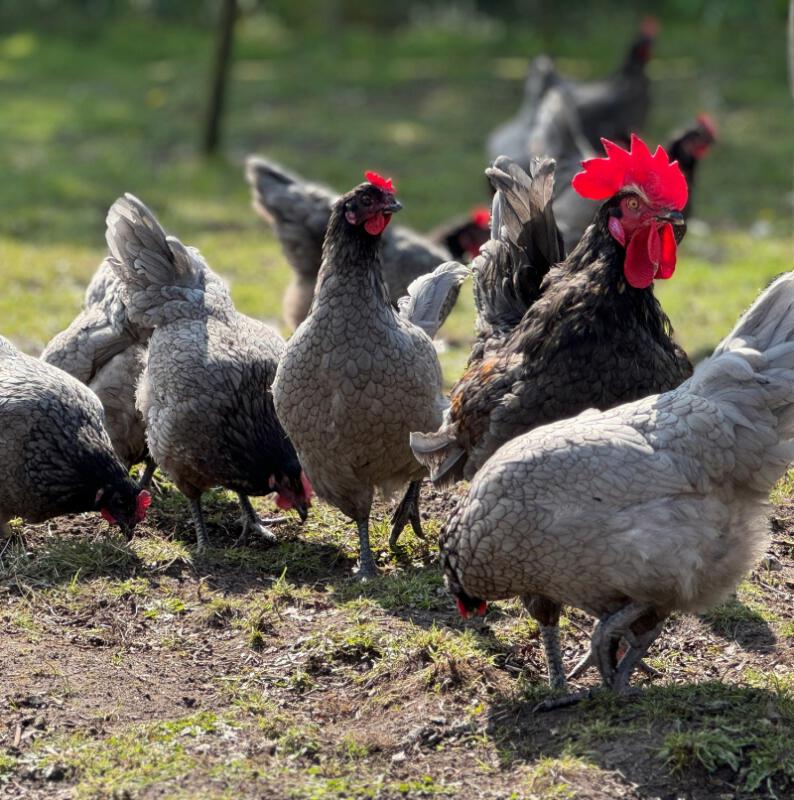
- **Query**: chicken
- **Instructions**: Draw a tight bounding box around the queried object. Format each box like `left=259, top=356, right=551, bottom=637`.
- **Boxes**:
left=441, top=270, right=794, bottom=698
left=272, top=171, right=468, bottom=578
left=552, top=114, right=718, bottom=251
left=487, top=18, right=657, bottom=170
left=245, top=157, right=473, bottom=328
left=104, top=193, right=312, bottom=550
left=412, top=137, right=692, bottom=688
left=0, top=336, right=149, bottom=539
left=429, top=208, right=491, bottom=261
left=41, top=259, right=156, bottom=487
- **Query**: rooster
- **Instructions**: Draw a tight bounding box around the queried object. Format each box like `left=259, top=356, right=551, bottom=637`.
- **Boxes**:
left=487, top=18, right=657, bottom=170
left=42, top=259, right=156, bottom=488
left=273, top=172, right=468, bottom=578
left=412, top=136, right=692, bottom=688
left=105, top=194, right=312, bottom=550
left=0, top=336, right=149, bottom=539
left=245, top=157, right=484, bottom=328
left=441, top=271, right=794, bottom=697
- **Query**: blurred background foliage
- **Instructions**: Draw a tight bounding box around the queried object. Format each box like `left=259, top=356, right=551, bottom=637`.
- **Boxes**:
left=0, top=0, right=790, bottom=375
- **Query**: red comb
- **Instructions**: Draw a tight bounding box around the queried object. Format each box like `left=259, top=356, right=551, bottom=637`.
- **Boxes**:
left=301, top=472, right=314, bottom=502
left=572, top=133, right=688, bottom=211
left=471, top=207, right=491, bottom=228
left=364, top=171, right=395, bottom=193
left=696, top=113, right=717, bottom=141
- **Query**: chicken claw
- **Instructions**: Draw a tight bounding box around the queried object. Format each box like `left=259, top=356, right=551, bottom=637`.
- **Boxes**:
left=235, top=493, right=284, bottom=547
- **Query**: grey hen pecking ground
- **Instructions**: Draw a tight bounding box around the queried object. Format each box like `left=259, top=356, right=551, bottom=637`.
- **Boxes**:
left=104, top=194, right=311, bottom=551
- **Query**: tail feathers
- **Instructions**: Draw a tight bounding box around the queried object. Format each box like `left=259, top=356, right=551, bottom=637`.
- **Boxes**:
left=245, top=156, right=302, bottom=224
left=473, top=156, right=564, bottom=341
left=410, top=425, right=467, bottom=487
left=398, top=261, right=470, bottom=339
left=691, top=271, right=794, bottom=490
left=105, top=194, right=221, bottom=327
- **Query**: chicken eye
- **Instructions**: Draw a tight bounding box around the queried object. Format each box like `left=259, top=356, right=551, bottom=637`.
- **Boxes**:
left=626, top=196, right=640, bottom=211
left=361, top=195, right=372, bottom=207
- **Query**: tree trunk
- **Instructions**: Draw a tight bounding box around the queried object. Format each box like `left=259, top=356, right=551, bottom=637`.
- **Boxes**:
left=203, top=0, right=238, bottom=155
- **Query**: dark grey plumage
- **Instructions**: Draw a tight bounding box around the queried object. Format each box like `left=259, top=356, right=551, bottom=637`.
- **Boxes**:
left=104, top=193, right=310, bottom=550
left=41, top=259, right=154, bottom=482
left=0, top=336, right=143, bottom=538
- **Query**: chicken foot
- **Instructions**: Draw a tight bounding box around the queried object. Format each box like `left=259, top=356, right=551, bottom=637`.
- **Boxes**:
left=389, top=480, right=425, bottom=548
left=355, top=518, right=378, bottom=580
left=188, top=497, right=210, bottom=552
left=235, top=493, right=285, bottom=547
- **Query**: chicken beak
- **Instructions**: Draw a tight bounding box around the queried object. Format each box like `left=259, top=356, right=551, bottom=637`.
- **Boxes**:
left=297, top=504, right=309, bottom=523
left=384, top=197, right=402, bottom=214
left=119, top=521, right=135, bottom=541
left=655, top=209, right=686, bottom=243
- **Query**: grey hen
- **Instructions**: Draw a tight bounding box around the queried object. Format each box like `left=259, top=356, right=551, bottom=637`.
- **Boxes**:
left=41, top=259, right=156, bottom=487
left=105, top=194, right=312, bottom=550
left=442, top=271, right=794, bottom=699
left=0, top=336, right=149, bottom=539
left=245, top=157, right=455, bottom=328
left=273, top=172, right=468, bottom=577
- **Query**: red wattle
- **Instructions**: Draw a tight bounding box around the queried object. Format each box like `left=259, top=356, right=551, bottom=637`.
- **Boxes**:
left=301, top=472, right=314, bottom=502
left=657, top=222, right=677, bottom=279
left=135, top=490, right=152, bottom=522
left=100, top=509, right=117, bottom=525
left=624, top=226, right=657, bottom=289
left=364, top=212, right=391, bottom=236
left=275, top=493, right=291, bottom=510
left=476, top=601, right=488, bottom=616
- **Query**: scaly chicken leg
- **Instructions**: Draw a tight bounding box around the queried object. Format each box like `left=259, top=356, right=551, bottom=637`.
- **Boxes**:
left=523, top=595, right=567, bottom=690
left=389, top=480, right=425, bottom=548
left=188, top=498, right=210, bottom=552
left=355, top=519, right=378, bottom=580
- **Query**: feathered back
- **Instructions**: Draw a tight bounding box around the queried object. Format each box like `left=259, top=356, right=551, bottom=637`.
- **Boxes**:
left=398, top=261, right=471, bottom=340
left=472, top=157, right=564, bottom=354
left=105, top=193, right=230, bottom=328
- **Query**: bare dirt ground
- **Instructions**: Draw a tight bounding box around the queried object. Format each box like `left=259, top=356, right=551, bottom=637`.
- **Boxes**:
left=1, top=481, right=793, bottom=799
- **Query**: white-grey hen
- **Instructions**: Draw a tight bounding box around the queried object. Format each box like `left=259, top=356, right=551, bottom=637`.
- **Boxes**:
left=273, top=171, right=468, bottom=577
left=442, top=271, right=794, bottom=696
left=41, top=259, right=155, bottom=487
left=0, top=336, right=150, bottom=539
left=105, top=194, right=312, bottom=550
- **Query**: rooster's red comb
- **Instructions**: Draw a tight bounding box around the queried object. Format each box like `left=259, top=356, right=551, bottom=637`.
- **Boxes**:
left=572, top=134, right=688, bottom=211
left=471, top=207, right=491, bottom=228
left=364, top=171, right=395, bottom=192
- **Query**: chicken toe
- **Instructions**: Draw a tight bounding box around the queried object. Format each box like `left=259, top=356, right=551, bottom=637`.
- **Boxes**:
left=389, top=480, right=424, bottom=549
left=235, top=493, right=283, bottom=547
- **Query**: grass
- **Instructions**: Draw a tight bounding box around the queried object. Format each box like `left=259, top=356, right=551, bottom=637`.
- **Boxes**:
left=1, top=5, right=793, bottom=800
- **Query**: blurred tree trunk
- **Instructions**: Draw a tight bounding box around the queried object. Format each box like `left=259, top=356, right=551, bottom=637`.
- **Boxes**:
left=203, top=0, right=238, bottom=155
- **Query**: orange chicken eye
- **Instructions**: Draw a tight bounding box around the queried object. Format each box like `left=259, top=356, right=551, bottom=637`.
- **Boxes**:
left=626, top=197, right=640, bottom=211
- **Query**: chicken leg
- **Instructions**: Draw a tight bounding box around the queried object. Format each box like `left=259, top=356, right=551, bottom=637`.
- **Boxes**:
left=138, top=457, right=158, bottom=492
left=235, top=493, right=285, bottom=547
left=389, top=480, right=424, bottom=548
left=523, top=595, right=567, bottom=690
left=355, top=518, right=378, bottom=580
left=591, top=602, right=658, bottom=690
left=188, top=497, right=210, bottom=552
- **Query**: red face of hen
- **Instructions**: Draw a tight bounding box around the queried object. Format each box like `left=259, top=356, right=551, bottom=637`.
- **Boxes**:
left=572, top=134, right=688, bottom=289
left=344, top=171, right=402, bottom=236
left=270, top=472, right=313, bottom=522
